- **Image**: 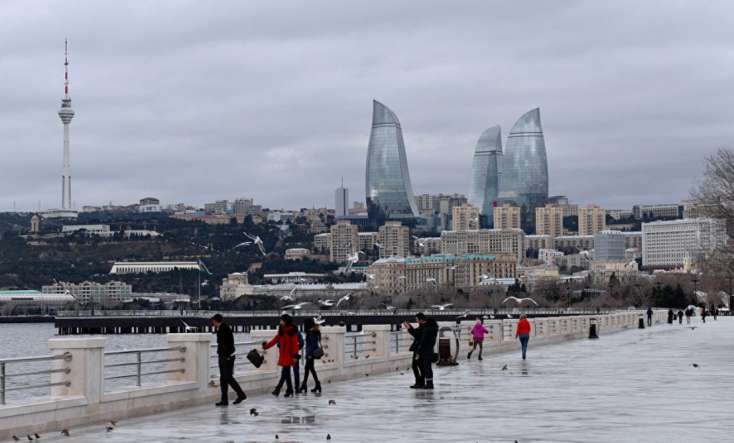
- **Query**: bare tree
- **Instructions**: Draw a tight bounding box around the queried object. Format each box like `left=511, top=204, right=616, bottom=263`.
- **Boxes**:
left=691, top=148, right=734, bottom=236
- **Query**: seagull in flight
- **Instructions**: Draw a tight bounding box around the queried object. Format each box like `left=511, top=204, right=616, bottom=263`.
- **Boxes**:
left=502, top=296, right=539, bottom=306
left=243, top=232, right=266, bottom=256
left=345, top=250, right=366, bottom=271
left=280, top=286, right=297, bottom=302
left=232, top=241, right=252, bottom=250
left=336, top=293, right=352, bottom=308
left=431, top=303, right=453, bottom=311
left=180, top=320, right=197, bottom=332
left=318, top=299, right=335, bottom=308
left=282, top=302, right=309, bottom=311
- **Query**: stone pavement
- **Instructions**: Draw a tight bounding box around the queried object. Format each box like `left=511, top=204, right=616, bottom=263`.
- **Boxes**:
left=52, top=318, right=734, bottom=442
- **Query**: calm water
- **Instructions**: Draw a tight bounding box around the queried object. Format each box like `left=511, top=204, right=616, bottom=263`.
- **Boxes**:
left=0, top=323, right=253, bottom=403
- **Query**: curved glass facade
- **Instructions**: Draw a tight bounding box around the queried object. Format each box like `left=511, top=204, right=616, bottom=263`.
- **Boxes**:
left=468, top=125, right=502, bottom=222
left=498, top=108, right=548, bottom=230
left=366, top=100, right=419, bottom=224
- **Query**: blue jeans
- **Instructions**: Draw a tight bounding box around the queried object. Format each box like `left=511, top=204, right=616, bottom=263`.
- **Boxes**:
left=518, top=334, right=529, bottom=359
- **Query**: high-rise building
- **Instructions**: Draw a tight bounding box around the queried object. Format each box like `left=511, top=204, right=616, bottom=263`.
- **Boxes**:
left=633, top=204, right=683, bottom=220
left=493, top=204, right=521, bottom=230
left=330, top=220, right=359, bottom=263
left=578, top=205, right=607, bottom=235
left=468, top=126, right=502, bottom=221
left=58, top=40, right=75, bottom=210
left=365, top=100, right=419, bottom=225
left=535, top=204, right=563, bottom=238
left=498, top=108, right=549, bottom=231
left=524, top=234, right=552, bottom=254
left=594, top=230, right=626, bottom=261
left=233, top=198, right=254, bottom=216
left=642, top=218, right=728, bottom=269
left=335, top=178, right=349, bottom=218
left=204, top=200, right=229, bottom=214
left=378, top=221, right=411, bottom=258
left=451, top=203, right=480, bottom=231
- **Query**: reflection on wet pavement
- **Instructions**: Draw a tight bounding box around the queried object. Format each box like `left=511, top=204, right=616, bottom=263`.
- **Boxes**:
left=57, top=318, right=734, bottom=442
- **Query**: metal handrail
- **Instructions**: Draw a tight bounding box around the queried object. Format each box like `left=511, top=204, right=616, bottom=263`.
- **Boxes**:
left=209, top=340, right=258, bottom=348
left=105, top=345, right=186, bottom=356
left=0, top=352, right=73, bottom=405
left=103, top=346, right=187, bottom=387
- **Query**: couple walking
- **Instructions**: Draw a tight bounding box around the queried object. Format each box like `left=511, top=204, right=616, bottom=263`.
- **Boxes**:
left=467, top=314, right=532, bottom=361
left=211, top=313, right=323, bottom=407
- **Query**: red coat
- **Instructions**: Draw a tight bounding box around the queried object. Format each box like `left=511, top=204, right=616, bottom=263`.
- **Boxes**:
left=515, top=319, right=531, bottom=337
left=263, top=325, right=300, bottom=367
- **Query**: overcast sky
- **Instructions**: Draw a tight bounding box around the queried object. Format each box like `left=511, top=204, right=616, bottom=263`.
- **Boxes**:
left=2, top=1, right=733, bottom=212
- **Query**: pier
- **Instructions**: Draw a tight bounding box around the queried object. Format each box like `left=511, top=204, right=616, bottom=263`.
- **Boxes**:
left=0, top=310, right=665, bottom=440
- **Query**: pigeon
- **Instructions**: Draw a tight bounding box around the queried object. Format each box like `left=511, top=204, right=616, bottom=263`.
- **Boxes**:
left=12, top=436, right=19, bottom=442
left=250, top=408, right=259, bottom=416
left=61, top=429, right=70, bottom=437
left=109, top=421, right=117, bottom=427
left=106, top=426, right=114, bottom=432
left=501, top=364, right=508, bottom=371
left=275, top=435, right=279, bottom=440
left=34, top=434, right=40, bottom=439
left=328, top=400, right=336, bottom=405
left=327, top=434, right=332, bottom=440
left=26, top=436, right=33, bottom=441
left=692, top=363, right=699, bottom=368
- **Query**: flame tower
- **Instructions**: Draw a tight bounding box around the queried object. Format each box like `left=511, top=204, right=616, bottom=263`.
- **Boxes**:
left=58, top=39, right=75, bottom=209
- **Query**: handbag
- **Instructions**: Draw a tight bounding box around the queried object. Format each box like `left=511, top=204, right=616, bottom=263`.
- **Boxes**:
left=246, top=349, right=264, bottom=368
left=311, top=336, right=325, bottom=360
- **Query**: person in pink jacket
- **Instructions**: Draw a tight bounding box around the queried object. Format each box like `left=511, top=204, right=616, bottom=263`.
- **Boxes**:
left=467, top=318, right=489, bottom=360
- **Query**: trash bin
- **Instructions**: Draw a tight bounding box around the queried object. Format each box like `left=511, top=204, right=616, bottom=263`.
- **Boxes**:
left=589, top=317, right=599, bottom=339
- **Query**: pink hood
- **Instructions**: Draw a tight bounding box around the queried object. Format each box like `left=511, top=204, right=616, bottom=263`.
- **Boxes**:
left=470, top=322, right=488, bottom=340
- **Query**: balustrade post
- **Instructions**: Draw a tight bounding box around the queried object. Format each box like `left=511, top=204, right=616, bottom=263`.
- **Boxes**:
left=362, top=325, right=390, bottom=360
left=166, top=333, right=211, bottom=390
left=47, top=337, right=107, bottom=405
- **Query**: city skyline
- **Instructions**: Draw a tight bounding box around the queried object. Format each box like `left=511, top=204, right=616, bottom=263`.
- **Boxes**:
left=2, top=2, right=733, bottom=211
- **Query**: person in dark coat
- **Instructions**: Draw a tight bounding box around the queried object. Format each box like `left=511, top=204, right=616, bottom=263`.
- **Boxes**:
left=211, top=314, right=246, bottom=406
left=667, top=309, right=674, bottom=324
left=646, top=307, right=653, bottom=327
left=405, top=319, right=424, bottom=388
left=407, top=313, right=438, bottom=390
left=299, top=317, right=322, bottom=393
left=677, top=309, right=684, bottom=324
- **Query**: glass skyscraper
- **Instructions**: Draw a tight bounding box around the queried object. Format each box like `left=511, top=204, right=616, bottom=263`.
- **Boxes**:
left=498, top=108, right=549, bottom=231
left=365, top=100, right=419, bottom=225
left=468, top=125, right=502, bottom=224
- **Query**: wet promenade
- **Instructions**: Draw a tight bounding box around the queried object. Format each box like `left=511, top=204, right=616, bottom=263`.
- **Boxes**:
left=58, top=318, right=733, bottom=442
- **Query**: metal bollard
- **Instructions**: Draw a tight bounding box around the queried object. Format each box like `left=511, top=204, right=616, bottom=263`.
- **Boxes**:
left=638, top=316, right=645, bottom=329
left=589, top=317, right=599, bottom=339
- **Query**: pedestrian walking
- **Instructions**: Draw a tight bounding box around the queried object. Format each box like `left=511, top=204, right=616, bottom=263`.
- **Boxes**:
left=677, top=309, right=684, bottom=324
left=646, top=307, right=653, bottom=327
left=667, top=309, right=674, bottom=324
left=292, top=329, right=304, bottom=393
left=701, top=306, right=707, bottom=323
left=467, top=318, right=489, bottom=360
left=405, top=319, right=424, bottom=389
left=406, top=313, right=438, bottom=389
left=299, top=317, right=322, bottom=394
left=211, top=314, right=247, bottom=407
left=262, top=314, right=300, bottom=398
left=713, top=306, right=718, bottom=321
left=685, top=307, right=693, bottom=324
left=516, top=314, right=531, bottom=360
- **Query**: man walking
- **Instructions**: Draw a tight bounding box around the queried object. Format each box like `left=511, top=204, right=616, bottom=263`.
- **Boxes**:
left=646, top=307, right=653, bottom=327
left=211, top=314, right=246, bottom=406
left=405, top=319, right=424, bottom=389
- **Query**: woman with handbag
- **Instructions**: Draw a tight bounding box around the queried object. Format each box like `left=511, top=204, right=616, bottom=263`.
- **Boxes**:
left=299, top=317, right=323, bottom=393
left=262, top=314, right=300, bottom=398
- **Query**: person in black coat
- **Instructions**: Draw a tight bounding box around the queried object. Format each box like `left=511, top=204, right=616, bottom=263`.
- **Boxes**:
left=211, top=314, right=246, bottom=406
left=405, top=319, right=424, bottom=389
left=407, top=313, right=439, bottom=390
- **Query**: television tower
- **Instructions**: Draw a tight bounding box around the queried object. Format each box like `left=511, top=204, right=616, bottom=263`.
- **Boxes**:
left=58, top=39, right=75, bottom=209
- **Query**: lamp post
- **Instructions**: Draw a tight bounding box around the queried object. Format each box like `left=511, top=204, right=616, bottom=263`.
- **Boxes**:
left=692, top=276, right=700, bottom=304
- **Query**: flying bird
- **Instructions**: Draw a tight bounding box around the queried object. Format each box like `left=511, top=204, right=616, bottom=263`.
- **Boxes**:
left=336, top=293, right=352, bottom=308
left=501, top=364, right=508, bottom=371
left=282, top=302, right=309, bottom=311
left=180, top=320, right=197, bottom=332
left=345, top=250, right=366, bottom=271
left=431, top=303, right=453, bottom=311
left=318, top=299, right=335, bottom=308
left=243, top=232, right=266, bottom=256
left=502, top=296, right=539, bottom=306
left=232, top=241, right=252, bottom=250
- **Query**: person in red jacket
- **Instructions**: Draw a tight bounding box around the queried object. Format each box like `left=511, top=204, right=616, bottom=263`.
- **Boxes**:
left=515, top=314, right=531, bottom=360
left=262, top=314, right=300, bottom=397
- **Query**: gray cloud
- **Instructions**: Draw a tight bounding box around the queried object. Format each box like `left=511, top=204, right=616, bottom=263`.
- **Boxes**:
left=1, top=0, right=732, bottom=211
